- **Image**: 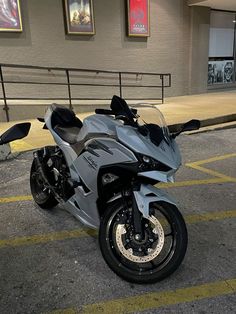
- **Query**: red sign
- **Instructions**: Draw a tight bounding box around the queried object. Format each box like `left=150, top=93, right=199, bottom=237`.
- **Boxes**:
left=128, top=0, right=149, bottom=37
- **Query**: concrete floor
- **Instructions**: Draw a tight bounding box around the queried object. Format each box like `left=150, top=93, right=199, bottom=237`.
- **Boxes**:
left=0, top=128, right=236, bottom=313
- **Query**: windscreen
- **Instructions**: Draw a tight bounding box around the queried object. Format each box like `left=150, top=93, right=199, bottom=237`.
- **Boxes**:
left=131, top=103, right=171, bottom=145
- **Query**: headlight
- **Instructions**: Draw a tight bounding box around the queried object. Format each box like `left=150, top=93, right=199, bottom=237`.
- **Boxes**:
left=138, top=155, right=171, bottom=172
left=142, top=155, right=151, bottom=163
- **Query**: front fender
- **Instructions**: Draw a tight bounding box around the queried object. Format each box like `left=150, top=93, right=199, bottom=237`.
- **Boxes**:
left=133, top=184, right=177, bottom=218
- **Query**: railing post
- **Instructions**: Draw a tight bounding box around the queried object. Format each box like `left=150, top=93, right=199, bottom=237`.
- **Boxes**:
left=119, top=72, right=122, bottom=98
left=160, top=74, right=164, bottom=104
left=0, top=65, right=10, bottom=122
left=66, top=69, right=73, bottom=110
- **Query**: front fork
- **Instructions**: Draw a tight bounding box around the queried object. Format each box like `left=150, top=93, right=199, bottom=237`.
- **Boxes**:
left=132, top=192, right=144, bottom=240
left=132, top=183, right=177, bottom=237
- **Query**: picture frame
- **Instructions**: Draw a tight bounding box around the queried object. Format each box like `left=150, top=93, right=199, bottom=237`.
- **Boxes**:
left=127, top=0, right=150, bottom=37
left=0, top=0, right=23, bottom=32
left=64, top=0, right=95, bottom=35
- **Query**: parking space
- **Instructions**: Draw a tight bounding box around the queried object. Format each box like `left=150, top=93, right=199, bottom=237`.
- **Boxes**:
left=0, top=128, right=236, bottom=314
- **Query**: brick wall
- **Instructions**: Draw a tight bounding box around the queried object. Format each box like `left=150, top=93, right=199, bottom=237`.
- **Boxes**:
left=0, top=0, right=210, bottom=121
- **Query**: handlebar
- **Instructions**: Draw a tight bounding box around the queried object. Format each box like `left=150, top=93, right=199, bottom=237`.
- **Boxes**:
left=95, top=96, right=138, bottom=127
left=95, top=108, right=137, bottom=116
left=95, top=109, right=114, bottom=115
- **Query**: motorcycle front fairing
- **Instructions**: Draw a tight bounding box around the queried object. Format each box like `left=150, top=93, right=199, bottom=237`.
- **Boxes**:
left=116, top=125, right=181, bottom=181
left=116, top=104, right=181, bottom=219
left=117, top=130, right=180, bottom=220
left=116, top=104, right=182, bottom=182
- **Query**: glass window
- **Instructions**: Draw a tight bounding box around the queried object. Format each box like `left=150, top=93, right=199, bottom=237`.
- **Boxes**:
left=208, top=10, right=236, bottom=86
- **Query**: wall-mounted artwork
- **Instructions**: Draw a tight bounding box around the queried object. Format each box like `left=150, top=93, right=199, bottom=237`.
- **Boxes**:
left=0, top=0, right=22, bottom=32
left=208, top=60, right=234, bottom=85
left=64, top=0, right=95, bottom=35
left=127, top=0, right=150, bottom=37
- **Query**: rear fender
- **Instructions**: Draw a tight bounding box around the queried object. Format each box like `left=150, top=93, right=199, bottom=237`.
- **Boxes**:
left=133, top=184, right=177, bottom=218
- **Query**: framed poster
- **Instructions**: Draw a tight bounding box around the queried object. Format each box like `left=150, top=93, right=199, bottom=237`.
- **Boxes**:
left=127, top=0, right=150, bottom=37
left=0, top=0, right=23, bottom=32
left=64, top=0, right=95, bottom=35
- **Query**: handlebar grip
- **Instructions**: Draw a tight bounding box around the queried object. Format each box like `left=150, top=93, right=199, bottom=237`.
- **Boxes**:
left=95, top=109, right=114, bottom=115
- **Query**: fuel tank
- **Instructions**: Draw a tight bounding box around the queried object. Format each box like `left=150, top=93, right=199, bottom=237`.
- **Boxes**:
left=77, top=114, right=122, bottom=141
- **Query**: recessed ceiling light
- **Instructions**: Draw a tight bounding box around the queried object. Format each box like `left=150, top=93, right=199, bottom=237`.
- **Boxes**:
left=233, top=20, right=236, bottom=23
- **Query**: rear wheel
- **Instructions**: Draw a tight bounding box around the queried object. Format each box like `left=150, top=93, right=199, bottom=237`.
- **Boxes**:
left=30, top=159, right=58, bottom=209
left=99, top=200, right=188, bottom=284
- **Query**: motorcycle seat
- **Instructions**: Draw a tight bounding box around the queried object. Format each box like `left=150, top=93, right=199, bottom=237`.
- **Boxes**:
left=50, top=104, right=83, bottom=144
left=54, top=125, right=81, bottom=144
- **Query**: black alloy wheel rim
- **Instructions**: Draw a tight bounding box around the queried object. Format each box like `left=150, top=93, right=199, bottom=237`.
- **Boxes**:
left=105, top=204, right=177, bottom=275
left=31, top=171, right=50, bottom=203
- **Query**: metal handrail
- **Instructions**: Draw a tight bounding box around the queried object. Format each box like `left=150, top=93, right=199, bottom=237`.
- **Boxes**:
left=0, top=63, right=171, bottom=122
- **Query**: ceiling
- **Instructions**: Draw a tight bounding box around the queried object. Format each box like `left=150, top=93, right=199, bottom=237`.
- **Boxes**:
left=188, top=0, right=236, bottom=12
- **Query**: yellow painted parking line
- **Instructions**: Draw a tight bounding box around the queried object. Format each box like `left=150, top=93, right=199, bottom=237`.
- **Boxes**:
left=0, top=177, right=227, bottom=205
left=0, top=209, right=235, bottom=249
left=189, top=153, right=236, bottom=166
left=185, top=209, right=236, bottom=224
left=186, top=163, right=236, bottom=182
left=0, top=179, right=223, bottom=205
left=0, top=195, right=33, bottom=203
left=0, top=178, right=225, bottom=205
left=186, top=153, right=236, bottom=182
left=10, top=139, right=34, bottom=153
left=0, top=228, right=97, bottom=248
left=1, top=153, right=236, bottom=206
left=49, top=309, right=77, bottom=314
left=49, top=278, right=236, bottom=314
left=158, top=177, right=228, bottom=188
left=0, top=173, right=232, bottom=206
left=162, top=152, right=236, bottom=187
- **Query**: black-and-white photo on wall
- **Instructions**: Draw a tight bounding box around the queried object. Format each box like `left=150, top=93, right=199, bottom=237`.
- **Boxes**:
left=208, top=61, right=234, bottom=85
left=223, top=61, right=234, bottom=83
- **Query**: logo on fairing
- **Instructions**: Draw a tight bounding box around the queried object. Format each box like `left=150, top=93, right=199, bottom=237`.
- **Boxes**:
left=83, top=155, right=98, bottom=170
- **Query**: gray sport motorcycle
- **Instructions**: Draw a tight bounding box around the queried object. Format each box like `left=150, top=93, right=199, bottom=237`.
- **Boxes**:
left=30, top=95, right=200, bottom=283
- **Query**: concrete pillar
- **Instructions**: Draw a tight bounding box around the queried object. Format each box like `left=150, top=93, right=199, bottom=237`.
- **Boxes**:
left=189, top=6, right=210, bottom=94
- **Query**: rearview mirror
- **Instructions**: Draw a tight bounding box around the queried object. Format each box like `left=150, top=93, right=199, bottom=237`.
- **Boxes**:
left=182, top=119, right=201, bottom=132
left=0, top=122, right=31, bottom=145
left=172, top=119, right=200, bottom=138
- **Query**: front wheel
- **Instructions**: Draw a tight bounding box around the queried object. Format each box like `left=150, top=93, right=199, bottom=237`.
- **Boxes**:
left=99, top=200, right=188, bottom=284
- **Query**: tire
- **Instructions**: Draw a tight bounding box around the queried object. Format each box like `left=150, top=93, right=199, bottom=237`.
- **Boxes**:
left=30, top=159, right=58, bottom=209
left=99, top=200, right=188, bottom=284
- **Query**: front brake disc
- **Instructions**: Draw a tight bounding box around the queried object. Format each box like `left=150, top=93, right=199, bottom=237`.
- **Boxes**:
left=115, top=215, right=165, bottom=263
